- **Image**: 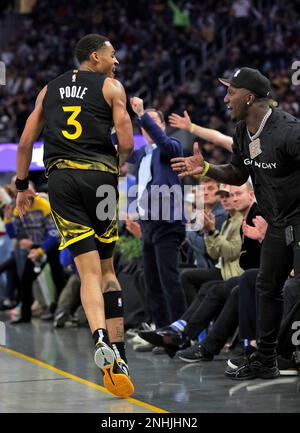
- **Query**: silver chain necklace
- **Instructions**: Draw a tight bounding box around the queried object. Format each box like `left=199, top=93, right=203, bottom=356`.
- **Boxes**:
left=247, top=108, right=272, bottom=141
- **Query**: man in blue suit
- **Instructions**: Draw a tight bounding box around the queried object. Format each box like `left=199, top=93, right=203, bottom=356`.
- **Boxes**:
left=129, top=97, right=186, bottom=328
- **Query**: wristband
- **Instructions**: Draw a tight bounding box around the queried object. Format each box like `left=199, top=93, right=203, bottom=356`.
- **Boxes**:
left=190, top=123, right=196, bottom=133
left=15, top=177, right=29, bottom=191
left=201, top=161, right=210, bottom=177
left=36, top=247, right=45, bottom=256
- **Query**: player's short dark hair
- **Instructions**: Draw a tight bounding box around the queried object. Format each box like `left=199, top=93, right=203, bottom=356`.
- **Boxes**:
left=145, top=108, right=165, bottom=124
left=75, top=34, right=110, bottom=63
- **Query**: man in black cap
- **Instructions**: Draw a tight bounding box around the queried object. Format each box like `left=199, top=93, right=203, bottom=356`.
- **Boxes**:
left=171, top=67, right=300, bottom=380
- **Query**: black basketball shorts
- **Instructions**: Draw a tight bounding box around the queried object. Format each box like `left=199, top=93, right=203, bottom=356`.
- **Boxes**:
left=48, top=168, right=118, bottom=258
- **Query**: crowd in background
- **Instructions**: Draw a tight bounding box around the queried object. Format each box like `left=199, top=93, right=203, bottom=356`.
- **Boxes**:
left=1, top=0, right=300, bottom=163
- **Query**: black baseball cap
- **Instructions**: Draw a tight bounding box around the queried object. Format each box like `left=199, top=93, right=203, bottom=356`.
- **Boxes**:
left=219, top=67, right=271, bottom=98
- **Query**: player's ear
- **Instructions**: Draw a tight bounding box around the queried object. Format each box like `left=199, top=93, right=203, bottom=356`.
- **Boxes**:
left=246, top=93, right=255, bottom=106
left=90, top=51, right=99, bottom=64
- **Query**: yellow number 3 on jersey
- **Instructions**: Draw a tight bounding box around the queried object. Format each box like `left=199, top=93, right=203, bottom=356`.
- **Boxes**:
left=61, top=106, right=82, bottom=140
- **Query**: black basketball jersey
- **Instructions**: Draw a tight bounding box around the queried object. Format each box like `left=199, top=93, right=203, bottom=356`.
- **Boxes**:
left=42, top=70, right=118, bottom=174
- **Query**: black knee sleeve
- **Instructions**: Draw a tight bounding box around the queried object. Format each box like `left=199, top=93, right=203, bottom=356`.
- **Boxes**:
left=103, top=291, right=123, bottom=319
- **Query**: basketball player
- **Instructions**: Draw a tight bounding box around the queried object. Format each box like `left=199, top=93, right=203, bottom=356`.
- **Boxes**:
left=15, top=34, right=134, bottom=397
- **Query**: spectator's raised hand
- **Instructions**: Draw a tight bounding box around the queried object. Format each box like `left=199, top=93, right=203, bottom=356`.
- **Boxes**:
left=203, top=210, right=216, bottom=233
left=126, top=217, right=142, bottom=240
left=171, top=142, right=205, bottom=177
left=242, top=221, right=261, bottom=240
left=242, top=215, right=268, bottom=242
left=252, top=216, right=268, bottom=238
left=169, top=110, right=191, bottom=131
left=130, top=97, right=144, bottom=117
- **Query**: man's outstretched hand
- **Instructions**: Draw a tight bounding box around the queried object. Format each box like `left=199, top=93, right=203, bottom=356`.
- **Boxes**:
left=171, top=142, right=205, bottom=177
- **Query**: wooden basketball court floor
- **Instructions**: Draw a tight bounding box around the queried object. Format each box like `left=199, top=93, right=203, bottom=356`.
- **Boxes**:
left=0, top=315, right=300, bottom=413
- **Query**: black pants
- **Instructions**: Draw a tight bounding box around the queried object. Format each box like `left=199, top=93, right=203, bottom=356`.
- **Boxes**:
left=0, top=254, right=19, bottom=301
left=239, top=273, right=300, bottom=357
left=20, top=247, right=66, bottom=319
left=283, top=278, right=300, bottom=317
left=278, top=279, right=300, bottom=357
left=133, top=267, right=152, bottom=324
left=256, top=224, right=300, bottom=361
left=201, top=285, right=240, bottom=355
left=239, top=268, right=259, bottom=341
left=183, top=276, right=240, bottom=340
left=200, top=270, right=262, bottom=356
left=181, top=267, right=222, bottom=306
left=202, top=270, right=262, bottom=356
left=142, top=221, right=186, bottom=328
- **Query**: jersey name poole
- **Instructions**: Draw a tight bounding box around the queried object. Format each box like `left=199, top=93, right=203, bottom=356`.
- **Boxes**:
left=59, top=86, right=88, bottom=100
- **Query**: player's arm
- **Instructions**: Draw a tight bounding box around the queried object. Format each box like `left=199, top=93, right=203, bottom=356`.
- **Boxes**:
left=16, top=86, right=47, bottom=218
left=130, top=96, right=182, bottom=158
left=171, top=139, right=248, bottom=186
left=16, top=86, right=46, bottom=180
left=103, top=78, right=134, bottom=165
left=204, top=163, right=248, bottom=185
left=169, top=110, right=233, bottom=152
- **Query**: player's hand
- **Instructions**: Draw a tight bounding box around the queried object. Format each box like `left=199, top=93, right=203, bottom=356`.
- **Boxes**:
left=171, top=142, right=205, bottom=178
left=16, top=187, right=36, bottom=219
left=130, top=97, right=144, bottom=117
left=169, top=110, right=191, bottom=131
